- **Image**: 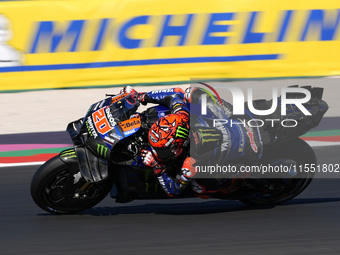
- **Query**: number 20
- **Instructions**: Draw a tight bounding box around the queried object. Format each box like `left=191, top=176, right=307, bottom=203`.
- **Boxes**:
left=92, top=108, right=111, bottom=135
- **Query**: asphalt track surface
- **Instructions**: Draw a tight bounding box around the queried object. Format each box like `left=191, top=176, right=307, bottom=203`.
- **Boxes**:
left=1, top=145, right=340, bottom=255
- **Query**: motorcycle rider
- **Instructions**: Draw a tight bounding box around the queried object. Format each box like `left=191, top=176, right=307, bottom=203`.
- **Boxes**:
left=119, top=85, right=263, bottom=197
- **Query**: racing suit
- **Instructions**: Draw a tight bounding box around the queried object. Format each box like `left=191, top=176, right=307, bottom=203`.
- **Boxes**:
left=139, top=87, right=263, bottom=197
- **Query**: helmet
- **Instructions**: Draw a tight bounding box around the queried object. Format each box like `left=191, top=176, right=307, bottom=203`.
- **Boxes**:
left=148, top=113, right=189, bottom=161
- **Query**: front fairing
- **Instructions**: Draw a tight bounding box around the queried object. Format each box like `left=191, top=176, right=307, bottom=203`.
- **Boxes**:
left=81, top=93, right=141, bottom=151
left=66, top=93, right=141, bottom=182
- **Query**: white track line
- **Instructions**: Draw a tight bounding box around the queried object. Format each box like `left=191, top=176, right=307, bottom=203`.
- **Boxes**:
left=305, top=141, right=340, bottom=147
left=0, top=162, right=45, bottom=168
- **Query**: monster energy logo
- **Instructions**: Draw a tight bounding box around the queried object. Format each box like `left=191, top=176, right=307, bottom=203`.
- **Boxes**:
left=97, top=144, right=108, bottom=158
left=198, top=128, right=221, bottom=145
left=60, top=149, right=77, bottom=159
left=176, top=126, right=189, bottom=139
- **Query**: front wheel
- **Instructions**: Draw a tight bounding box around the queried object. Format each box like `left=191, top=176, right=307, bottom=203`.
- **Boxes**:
left=30, top=155, right=114, bottom=214
left=240, top=138, right=316, bottom=206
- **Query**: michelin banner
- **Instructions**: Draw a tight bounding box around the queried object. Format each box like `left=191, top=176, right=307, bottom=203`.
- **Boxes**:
left=0, top=0, right=340, bottom=91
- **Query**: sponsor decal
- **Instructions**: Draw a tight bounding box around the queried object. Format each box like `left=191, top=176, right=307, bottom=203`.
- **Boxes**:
left=175, top=126, right=189, bottom=139
left=96, top=144, right=108, bottom=158
left=151, top=89, right=174, bottom=94
left=110, top=132, right=122, bottom=140
left=214, top=122, right=230, bottom=152
left=198, top=128, right=220, bottom=145
left=104, top=136, right=115, bottom=146
left=123, top=129, right=138, bottom=136
left=244, top=125, right=258, bottom=153
left=3, top=6, right=340, bottom=91
left=27, top=10, right=340, bottom=54
left=86, top=116, right=98, bottom=138
left=92, top=107, right=113, bottom=135
left=165, top=137, right=174, bottom=147
left=60, top=148, right=77, bottom=160
left=111, top=93, right=128, bottom=104
left=105, top=107, right=117, bottom=127
left=157, top=175, right=170, bottom=194
left=118, top=116, right=141, bottom=132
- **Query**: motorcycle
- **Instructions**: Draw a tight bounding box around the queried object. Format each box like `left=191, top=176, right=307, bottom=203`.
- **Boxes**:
left=30, top=86, right=328, bottom=214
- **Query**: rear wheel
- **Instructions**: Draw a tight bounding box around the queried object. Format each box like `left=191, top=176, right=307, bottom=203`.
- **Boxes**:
left=240, top=138, right=315, bottom=206
left=30, top=155, right=113, bottom=214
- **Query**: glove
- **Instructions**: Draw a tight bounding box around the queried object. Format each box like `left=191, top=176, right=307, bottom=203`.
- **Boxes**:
left=120, top=86, right=137, bottom=95
left=180, top=157, right=197, bottom=183
left=141, top=149, right=158, bottom=167
left=141, top=149, right=165, bottom=175
left=119, top=86, right=142, bottom=110
left=137, top=92, right=148, bottom=105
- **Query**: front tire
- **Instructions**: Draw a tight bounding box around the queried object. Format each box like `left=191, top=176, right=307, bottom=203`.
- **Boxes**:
left=30, top=155, right=113, bottom=214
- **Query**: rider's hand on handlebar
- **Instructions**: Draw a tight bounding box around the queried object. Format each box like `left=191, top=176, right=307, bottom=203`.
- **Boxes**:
left=141, top=149, right=165, bottom=175
left=141, top=149, right=158, bottom=168
left=120, top=86, right=148, bottom=105
left=120, top=86, right=137, bottom=95
left=137, top=93, right=148, bottom=105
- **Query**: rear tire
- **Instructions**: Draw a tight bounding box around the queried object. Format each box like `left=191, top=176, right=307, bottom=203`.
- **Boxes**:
left=30, top=155, right=113, bottom=214
left=240, top=138, right=315, bottom=206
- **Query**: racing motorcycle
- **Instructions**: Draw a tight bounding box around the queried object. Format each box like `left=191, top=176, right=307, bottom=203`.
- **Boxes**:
left=30, top=86, right=328, bottom=214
